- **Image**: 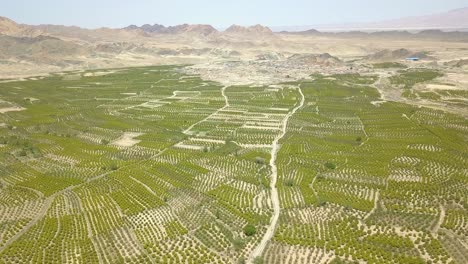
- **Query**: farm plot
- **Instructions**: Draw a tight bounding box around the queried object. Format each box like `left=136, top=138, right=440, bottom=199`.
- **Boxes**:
left=264, top=74, right=467, bottom=264
left=0, top=66, right=304, bottom=263
left=0, top=66, right=466, bottom=263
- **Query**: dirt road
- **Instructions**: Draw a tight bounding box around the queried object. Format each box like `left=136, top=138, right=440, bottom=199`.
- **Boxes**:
left=248, top=85, right=305, bottom=262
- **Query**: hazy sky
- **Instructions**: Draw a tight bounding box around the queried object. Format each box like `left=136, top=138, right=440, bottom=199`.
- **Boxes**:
left=3, top=0, right=468, bottom=28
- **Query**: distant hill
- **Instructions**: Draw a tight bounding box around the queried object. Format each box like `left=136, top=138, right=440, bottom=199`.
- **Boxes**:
left=33, top=24, right=146, bottom=42
left=282, top=28, right=468, bottom=42
left=287, top=53, right=342, bottom=66
left=274, top=7, right=468, bottom=32
left=0, top=16, right=42, bottom=37
left=0, top=16, right=282, bottom=70
left=0, top=13, right=466, bottom=76
left=224, top=24, right=273, bottom=35
left=165, top=24, right=218, bottom=36
left=366, top=49, right=430, bottom=62
left=123, top=23, right=218, bottom=36
left=0, top=34, right=88, bottom=65
left=0, top=16, right=22, bottom=35
left=366, top=7, right=468, bottom=30
left=124, top=23, right=274, bottom=37
left=124, top=24, right=165, bottom=33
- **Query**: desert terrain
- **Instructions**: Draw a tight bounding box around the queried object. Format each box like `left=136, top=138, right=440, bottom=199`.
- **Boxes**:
left=0, top=8, right=467, bottom=264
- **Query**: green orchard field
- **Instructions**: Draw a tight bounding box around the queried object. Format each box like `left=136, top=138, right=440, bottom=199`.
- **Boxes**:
left=0, top=66, right=466, bottom=264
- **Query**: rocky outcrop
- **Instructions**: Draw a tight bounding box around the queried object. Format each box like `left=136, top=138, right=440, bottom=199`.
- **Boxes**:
left=287, top=53, right=342, bottom=66
left=367, top=49, right=429, bottom=62
left=225, top=24, right=273, bottom=35
left=124, top=23, right=218, bottom=36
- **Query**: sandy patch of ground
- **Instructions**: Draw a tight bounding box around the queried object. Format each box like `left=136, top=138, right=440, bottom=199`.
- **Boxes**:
left=425, top=84, right=464, bottom=91
left=0, top=106, right=26, bottom=113
left=112, top=132, right=143, bottom=147
left=140, top=101, right=167, bottom=109
left=27, top=77, right=45, bottom=80
left=170, top=91, right=200, bottom=98
left=190, top=138, right=226, bottom=144
left=371, top=100, right=387, bottom=106
left=62, top=74, right=82, bottom=81
left=65, top=86, right=86, bottom=89
left=269, top=107, right=289, bottom=111
left=83, top=70, right=119, bottom=77
left=233, top=142, right=272, bottom=149
left=24, top=97, right=39, bottom=102
left=174, top=142, right=204, bottom=150
left=444, top=73, right=468, bottom=84
left=0, top=79, right=24, bottom=83
left=242, top=125, right=280, bottom=130
left=265, top=88, right=280, bottom=92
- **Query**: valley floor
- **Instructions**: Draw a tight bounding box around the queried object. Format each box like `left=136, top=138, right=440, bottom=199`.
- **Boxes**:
left=0, top=65, right=466, bottom=264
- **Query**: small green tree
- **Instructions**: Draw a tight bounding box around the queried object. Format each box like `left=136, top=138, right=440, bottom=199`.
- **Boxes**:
left=284, top=179, right=294, bottom=187
left=318, top=200, right=327, bottom=207
left=233, top=238, right=245, bottom=250
left=110, top=163, right=118, bottom=170
left=325, top=162, right=336, bottom=170
left=253, top=257, right=263, bottom=264
left=243, top=224, right=256, bottom=236
left=255, top=157, right=265, bottom=165
left=237, top=256, right=246, bottom=264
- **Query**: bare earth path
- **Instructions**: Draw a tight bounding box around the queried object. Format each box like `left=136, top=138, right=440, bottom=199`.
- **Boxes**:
left=183, top=85, right=229, bottom=135
left=432, top=204, right=446, bottom=234
left=248, top=85, right=305, bottom=263
left=364, top=190, right=380, bottom=221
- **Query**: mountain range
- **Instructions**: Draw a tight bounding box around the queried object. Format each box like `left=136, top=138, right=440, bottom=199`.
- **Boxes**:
left=1, top=7, right=467, bottom=78
left=272, top=7, right=468, bottom=32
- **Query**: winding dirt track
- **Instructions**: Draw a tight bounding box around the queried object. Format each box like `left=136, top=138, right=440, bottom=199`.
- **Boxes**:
left=248, top=85, right=305, bottom=263
left=183, top=85, right=229, bottom=135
